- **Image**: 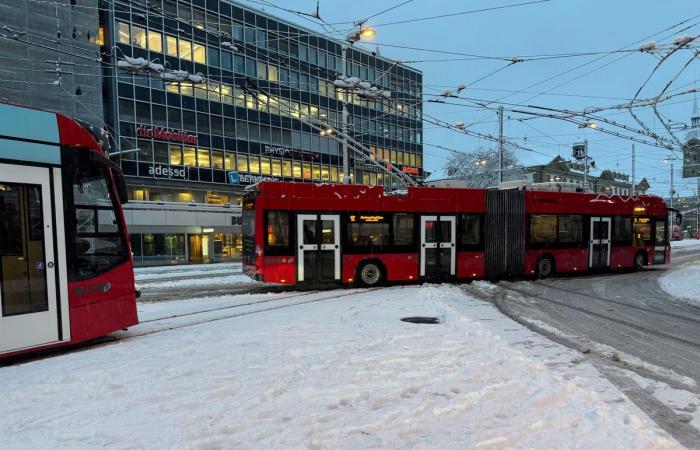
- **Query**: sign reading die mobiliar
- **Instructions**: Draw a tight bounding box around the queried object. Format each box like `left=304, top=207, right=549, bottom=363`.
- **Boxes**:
left=136, top=126, right=198, bottom=145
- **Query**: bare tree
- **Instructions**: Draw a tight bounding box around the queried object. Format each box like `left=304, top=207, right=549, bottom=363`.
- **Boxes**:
left=443, top=147, right=524, bottom=188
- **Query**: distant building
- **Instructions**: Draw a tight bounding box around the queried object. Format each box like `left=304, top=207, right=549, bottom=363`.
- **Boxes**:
left=686, top=97, right=700, bottom=141
left=524, top=156, right=649, bottom=195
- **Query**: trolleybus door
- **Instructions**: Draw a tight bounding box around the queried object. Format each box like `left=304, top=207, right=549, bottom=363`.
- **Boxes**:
left=296, top=214, right=340, bottom=283
left=420, top=215, right=456, bottom=279
left=0, top=164, right=61, bottom=353
left=589, top=216, right=611, bottom=269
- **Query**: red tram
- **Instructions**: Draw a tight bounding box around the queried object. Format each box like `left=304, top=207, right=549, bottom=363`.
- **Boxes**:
left=0, top=103, right=138, bottom=359
left=243, top=181, right=670, bottom=286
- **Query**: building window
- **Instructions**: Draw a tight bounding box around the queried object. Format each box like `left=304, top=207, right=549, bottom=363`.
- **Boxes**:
left=292, top=162, right=302, bottom=178
left=179, top=40, right=192, bottom=60
left=166, top=35, right=178, bottom=56
left=183, top=147, right=196, bottom=166
left=237, top=154, right=248, bottom=172
left=224, top=152, right=235, bottom=170
left=211, top=151, right=224, bottom=169
left=271, top=158, right=282, bottom=176
left=169, top=145, right=182, bottom=165
left=131, top=25, right=147, bottom=48
left=197, top=148, right=210, bottom=167
left=268, top=65, right=278, bottom=82
left=260, top=157, right=271, bottom=175
left=249, top=156, right=260, bottom=174
left=193, top=43, right=206, bottom=64
left=148, top=30, right=162, bottom=53
left=282, top=160, right=292, bottom=177
left=117, top=21, right=130, bottom=44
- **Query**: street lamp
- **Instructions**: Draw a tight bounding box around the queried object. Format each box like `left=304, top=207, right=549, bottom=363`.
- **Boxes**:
left=340, top=21, right=380, bottom=184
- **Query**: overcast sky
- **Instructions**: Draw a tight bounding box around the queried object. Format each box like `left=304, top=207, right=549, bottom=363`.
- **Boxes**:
left=243, top=0, right=700, bottom=199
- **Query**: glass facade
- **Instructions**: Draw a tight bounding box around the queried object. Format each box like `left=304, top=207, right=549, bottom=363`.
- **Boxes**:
left=107, top=0, right=423, bottom=196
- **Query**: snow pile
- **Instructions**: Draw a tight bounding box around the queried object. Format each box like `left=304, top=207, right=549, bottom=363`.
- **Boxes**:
left=137, top=273, right=255, bottom=289
left=0, top=285, right=678, bottom=449
left=671, top=239, right=700, bottom=252
left=659, top=261, right=700, bottom=304
left=134, top=262, right=242, bottom=282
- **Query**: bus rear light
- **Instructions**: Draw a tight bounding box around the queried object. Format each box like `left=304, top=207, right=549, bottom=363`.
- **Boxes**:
left=409, top=276, right=414, bottom=280
left=281, top=258, right=287, bottom=263
left=573, top=267, right=577, bottom=271
left=530, top=270, right=535, bottom=274
left=348, top=278, right=354, bottom=282
left=280, top=279, right=286, bottom=283
left=472, top=273, right=477, bottom=277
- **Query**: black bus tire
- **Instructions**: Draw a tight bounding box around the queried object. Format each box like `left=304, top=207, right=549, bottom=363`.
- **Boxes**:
left=536, top=256, right=555, bottom=279
left=633, top=251, right=646, bottom=271
left=358, top=261, right=384, bottom=287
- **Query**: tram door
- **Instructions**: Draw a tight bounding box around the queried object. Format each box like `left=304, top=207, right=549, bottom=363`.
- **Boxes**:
left=0, top=164, right=60, bottom=353
left=589, top=216, right=611, bottom=268
left=420, top=215, right=456, bottom=279
left=297, top=214, right=340, bottom=283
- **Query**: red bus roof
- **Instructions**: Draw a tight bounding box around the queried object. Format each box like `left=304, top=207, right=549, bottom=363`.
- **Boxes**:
left=251, top=181, right=668, bottom=216
left=525, top=190, right=667, bottom=216
left=251, top=181, right=486, bottom=213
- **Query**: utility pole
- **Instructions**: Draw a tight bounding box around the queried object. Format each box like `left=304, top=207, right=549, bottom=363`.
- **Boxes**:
left=583, top=139, right=589, bottom=192
left=670, top=162, right=675, bottom=208
left=631, top=144, right=636, bottom=196
left=341, top=45, right=350, bottom=184
left=498, top=105, right=504, bottom=184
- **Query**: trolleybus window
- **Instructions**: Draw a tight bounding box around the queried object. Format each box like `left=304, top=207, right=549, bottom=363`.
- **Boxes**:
left=529, top=214, right=557, bottom=243
left=558, top=215, right=583, bottom=243
left=460, top=214, right=481, bottom=246
left=66, top=161, right=128, bottom=280
left=348, top=214, right=390, bottom=247
left=612, top=216, right=632, bottom=243
left=393, top=213, right=414, bottom=246
left=655, top=220, right=667, bottom=245
left=633, top=217, right=652, bottom=243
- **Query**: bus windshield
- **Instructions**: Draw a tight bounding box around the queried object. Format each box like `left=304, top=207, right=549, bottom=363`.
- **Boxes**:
left=64, top=150, right=129, bottom=280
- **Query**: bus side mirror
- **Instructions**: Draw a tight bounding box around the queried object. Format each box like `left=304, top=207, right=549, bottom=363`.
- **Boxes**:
left=115, top=170, right=129, bottom=204
left=676, top=213, right=683, bottom=225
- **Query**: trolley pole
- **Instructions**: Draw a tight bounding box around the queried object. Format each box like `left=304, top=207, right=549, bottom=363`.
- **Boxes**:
left=341, top=45, right=350, bottom=184
left=498, top=105, right=504, bottom=184
left=631, top=143, right=636, bottom=196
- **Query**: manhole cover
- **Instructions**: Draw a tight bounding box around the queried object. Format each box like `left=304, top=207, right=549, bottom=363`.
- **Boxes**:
left=401, top=316, right=441, bottom=324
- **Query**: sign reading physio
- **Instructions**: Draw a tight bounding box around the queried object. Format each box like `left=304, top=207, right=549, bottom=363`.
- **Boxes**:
left=136, top=126, right=198, bottom=145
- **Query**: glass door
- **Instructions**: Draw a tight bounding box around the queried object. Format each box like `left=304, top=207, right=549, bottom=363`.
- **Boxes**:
left=420, top=215, right=456, bottom=279
left=0, top=164, right=59, bottom=353
left=589, top=216, right=611, bottom=268
left=296, top=214, right=340, bottom=283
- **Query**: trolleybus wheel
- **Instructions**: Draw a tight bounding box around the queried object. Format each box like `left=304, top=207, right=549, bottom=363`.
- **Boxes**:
left=633, top=252, right=646, bottom=271
left=358, top=261, right=383, bottom=286
left=536, top=256, right=554, bottom=279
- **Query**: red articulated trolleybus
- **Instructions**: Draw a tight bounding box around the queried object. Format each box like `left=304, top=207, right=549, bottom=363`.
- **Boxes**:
left=0, top=103, right=138, bottom=360
left=243, top=181, right=671, bottom=286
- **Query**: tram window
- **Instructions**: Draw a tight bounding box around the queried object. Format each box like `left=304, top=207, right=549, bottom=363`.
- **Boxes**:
left=266, top=212, right=289, bottom=247
left=0, top=184, right=22, bottom=255
left=460, top=214, right=480, bottom=246
left=393, top=213, right=414, bottom=245
left=612, top=216, right=632, bottom=242
left=67, top=160, right=127, bottom=280
left=530, top=214, right=557, bottom=243
left=558, top=215, right=583, bottom=243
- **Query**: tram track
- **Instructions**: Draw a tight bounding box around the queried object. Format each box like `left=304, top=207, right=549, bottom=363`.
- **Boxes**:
left=114, top=287, right=387, bottom=342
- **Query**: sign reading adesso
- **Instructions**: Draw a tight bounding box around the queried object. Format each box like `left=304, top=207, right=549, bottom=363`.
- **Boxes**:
left=136, top=126, right=198, bottom=145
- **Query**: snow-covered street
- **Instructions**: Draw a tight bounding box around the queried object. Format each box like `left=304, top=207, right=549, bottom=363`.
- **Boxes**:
left=0, top=284, right=679, bottom=449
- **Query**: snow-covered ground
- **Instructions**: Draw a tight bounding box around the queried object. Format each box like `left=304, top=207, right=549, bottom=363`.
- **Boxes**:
left=134, top=262, right=242, bottom=281
left=0, top=285, right=679, bottom=449
left=660, top=259, right=700, bottom=304
left=671, top=239, right=700, bottom=252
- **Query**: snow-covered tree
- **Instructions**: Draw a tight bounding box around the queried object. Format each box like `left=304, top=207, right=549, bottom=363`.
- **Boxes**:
left=443, top=147, right=524, bottom=188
